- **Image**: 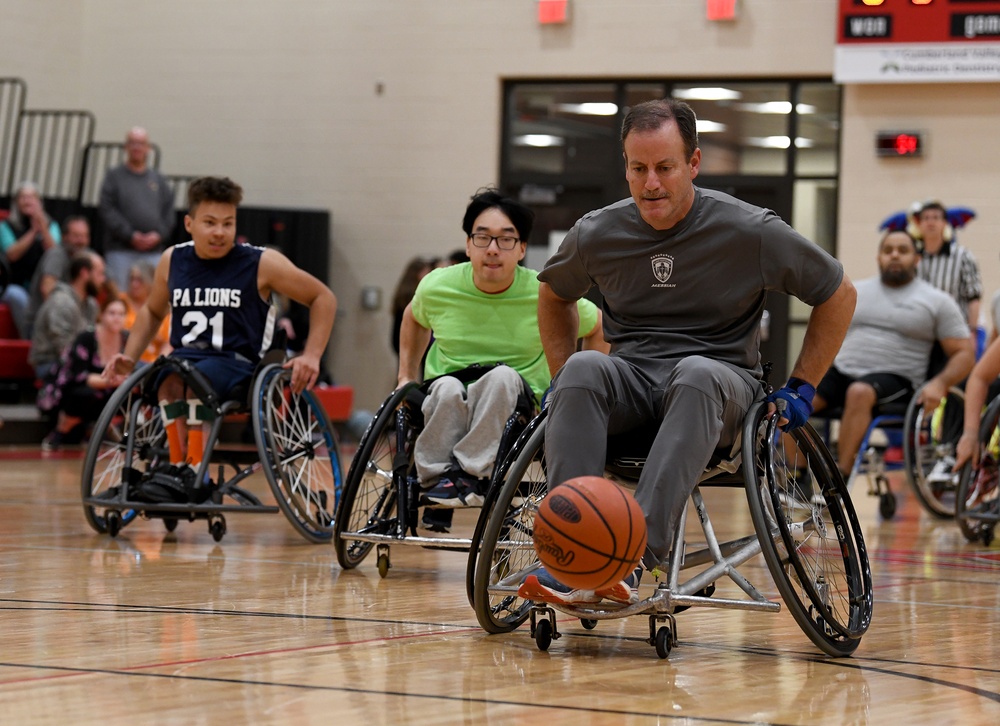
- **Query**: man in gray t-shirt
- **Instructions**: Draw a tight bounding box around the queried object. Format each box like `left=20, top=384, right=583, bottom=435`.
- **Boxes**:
left=518, top=99, right=856, bottom=606
left=98, top=127, right=175, bottom=289
left=814, top=229, right=973, bottom=477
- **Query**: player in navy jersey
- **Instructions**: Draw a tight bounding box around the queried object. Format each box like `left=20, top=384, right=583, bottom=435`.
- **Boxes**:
left=105, top=176, right=336, bottom=472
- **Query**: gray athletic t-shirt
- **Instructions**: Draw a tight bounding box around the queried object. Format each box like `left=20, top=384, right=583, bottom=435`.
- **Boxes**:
left=834, top=276, right=969, bottom=388
left=538, top=188, right=843, bottom=376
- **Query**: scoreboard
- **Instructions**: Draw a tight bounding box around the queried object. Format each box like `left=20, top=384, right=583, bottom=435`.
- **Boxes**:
left=838, top=1, right=1000, bottom=44
left=835, top=0, right=1000, bottom=82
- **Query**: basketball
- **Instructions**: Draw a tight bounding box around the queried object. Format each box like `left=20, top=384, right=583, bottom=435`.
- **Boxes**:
left=533, top=476, right=647, bottom=591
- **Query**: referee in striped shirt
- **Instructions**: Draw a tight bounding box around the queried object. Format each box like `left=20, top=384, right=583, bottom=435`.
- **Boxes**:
left=915, top=200, right=982, bottom=333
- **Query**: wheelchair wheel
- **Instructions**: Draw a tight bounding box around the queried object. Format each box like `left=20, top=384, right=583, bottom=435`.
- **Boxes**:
left=955, top=396, right=1000, bottom=544
left=334, top=385, right=415, bottom=569
left=904, top=386, right=964, bottom=518
left=473, top=412, right=548, bottom=634
left=466, top=412, right=543, bottom=608
left=252, top=364, right=342, bottom=543
left=80, top=366, right=165, bottom=534
left=744, top=402, right=873, bottom=657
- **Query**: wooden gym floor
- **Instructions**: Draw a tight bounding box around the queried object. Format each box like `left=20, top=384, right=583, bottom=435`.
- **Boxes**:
left=0, top=446, right=997, bottom=725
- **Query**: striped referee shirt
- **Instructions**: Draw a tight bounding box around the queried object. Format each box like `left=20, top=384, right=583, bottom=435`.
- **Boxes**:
left=917, top=241, right=982, bottom=322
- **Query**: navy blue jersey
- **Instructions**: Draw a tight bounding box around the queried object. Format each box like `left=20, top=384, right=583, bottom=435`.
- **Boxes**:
left=168, top=242, right=277, bottom=364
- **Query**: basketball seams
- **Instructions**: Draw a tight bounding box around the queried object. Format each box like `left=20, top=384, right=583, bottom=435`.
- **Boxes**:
left=534, top=476, right=647, bottom=589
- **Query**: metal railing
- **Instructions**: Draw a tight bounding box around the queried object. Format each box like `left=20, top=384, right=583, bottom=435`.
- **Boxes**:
left=8, top=109, right=94, bottom=200
left=0, top=78, right=27, bottom=198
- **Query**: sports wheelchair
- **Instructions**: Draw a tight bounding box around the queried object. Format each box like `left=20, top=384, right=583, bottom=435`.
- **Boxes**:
left=80, top=355, right=343, bottom=543
left=955, top=393, right=1000, bottom=546
left=469, top=400, right=873, bottom=660
left=826, top=385, right=965, bottom=520
left=334, top=364, right=534, bottom=600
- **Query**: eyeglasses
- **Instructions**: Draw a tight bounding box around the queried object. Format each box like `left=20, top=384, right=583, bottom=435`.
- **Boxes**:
left=470, top=233, right=521, bottom=251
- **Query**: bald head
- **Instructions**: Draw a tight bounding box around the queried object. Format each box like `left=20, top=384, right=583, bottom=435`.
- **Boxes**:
left=125, top=127, right=150, bottom=171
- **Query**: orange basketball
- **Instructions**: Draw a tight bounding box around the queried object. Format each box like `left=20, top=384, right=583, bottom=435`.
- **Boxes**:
left=533, top=476, right=647, bottom=591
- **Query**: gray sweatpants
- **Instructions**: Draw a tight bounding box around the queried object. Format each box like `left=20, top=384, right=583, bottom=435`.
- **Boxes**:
left=545, top=351, right=760, bottom=568
left=414, top=366, right=524, bottom=484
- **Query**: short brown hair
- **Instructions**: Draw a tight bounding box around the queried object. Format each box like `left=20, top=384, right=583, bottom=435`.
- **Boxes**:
left=187, top=176, right=243, bottom=214
left=621, top=99, right=699, bottom=161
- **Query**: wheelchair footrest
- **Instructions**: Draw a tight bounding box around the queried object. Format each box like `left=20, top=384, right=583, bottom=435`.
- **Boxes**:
left=82, top=497, right=279, bottom=515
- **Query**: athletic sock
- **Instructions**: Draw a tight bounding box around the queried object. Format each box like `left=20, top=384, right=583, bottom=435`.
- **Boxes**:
left=160, top=400, right=188, bottom=465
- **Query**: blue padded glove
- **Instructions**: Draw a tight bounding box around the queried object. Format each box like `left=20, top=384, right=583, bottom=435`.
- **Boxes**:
left=767, top=377, right=815, bottom=431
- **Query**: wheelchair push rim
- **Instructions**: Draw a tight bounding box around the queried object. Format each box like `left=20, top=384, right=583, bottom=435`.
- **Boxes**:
left=472, top=415, right=548, bottom=634
left=955, top=395, right=1000, bottom=543
left=252, top=364, right=343, bottom=543
left=903, top=386, right=964, bottom=519
left=744, top=402, right=873, bottom=656
left=333, top=385, right=414, bottom=569
left=80, top=365, right=165, bottom=534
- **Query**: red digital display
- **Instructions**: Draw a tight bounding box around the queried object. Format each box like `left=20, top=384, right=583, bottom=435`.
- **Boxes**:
left=875, top=131, right=924, bottom=157
left=838, top=0, right=1000, bottom=44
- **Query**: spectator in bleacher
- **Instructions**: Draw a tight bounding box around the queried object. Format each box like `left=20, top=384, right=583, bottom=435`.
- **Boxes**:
left=0, top=181, right=62, bottom=337
left=38, top=295, right=128, bottom=451
left=29, top=250, right=105, bottom=381
left=123, top=261, right=171, bottom=363
left=98, top=127, right=175, bottom=289
left=23, top=216, right=91, bottom=338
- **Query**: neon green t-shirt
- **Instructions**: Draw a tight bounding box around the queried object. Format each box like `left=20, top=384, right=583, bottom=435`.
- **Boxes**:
left=410, top=263, right=599, bottom=401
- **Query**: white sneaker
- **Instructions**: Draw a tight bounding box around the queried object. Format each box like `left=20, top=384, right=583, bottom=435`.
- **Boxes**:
left=926, top=456, right=957, bottom=484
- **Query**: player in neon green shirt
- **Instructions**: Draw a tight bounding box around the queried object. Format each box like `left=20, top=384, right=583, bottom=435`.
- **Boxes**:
left=397, top=189, right=606, bottom=525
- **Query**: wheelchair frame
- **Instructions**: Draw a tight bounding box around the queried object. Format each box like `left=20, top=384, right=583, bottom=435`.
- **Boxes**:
left=470, top=401, right=873, bottom=659
left=80, top=356, right=343, bottom=543
left=955, top=393, right=1000, bottom=546
left=817, top=384, right=964, bottom=520
left=333, top=371, right=533, bottom=598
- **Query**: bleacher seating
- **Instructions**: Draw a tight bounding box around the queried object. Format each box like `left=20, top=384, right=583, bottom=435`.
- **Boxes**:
left=0, top=302, right=34, bottom=398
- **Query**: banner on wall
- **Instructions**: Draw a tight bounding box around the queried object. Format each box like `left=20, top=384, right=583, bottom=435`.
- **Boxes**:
left=834, top=0, right=1000, bottom=83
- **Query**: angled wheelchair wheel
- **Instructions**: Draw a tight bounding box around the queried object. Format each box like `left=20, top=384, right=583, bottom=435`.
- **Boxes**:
left=955, top=396, right=1000, bottom=544
left=473, top=411, right=548, bottom=634
left=334, top=385, right=415, bottom=569
left=904, top=386, right=964, bottom=518
left=744, top=402, right=873, bottom=657
left=466, top=410, right=542, bottom=608
left=252, top=364, right=342, bottom=543
left=80, top=365, right=165, bottom=534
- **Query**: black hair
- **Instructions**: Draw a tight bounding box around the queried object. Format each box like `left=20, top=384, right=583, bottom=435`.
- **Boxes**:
left=461, top=187, right=534, bottom=243
left=187, top=176, right=244, bottom=214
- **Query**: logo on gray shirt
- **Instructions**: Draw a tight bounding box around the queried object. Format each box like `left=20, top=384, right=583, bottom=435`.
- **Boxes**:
left=651, top=254, right=674, bottom=287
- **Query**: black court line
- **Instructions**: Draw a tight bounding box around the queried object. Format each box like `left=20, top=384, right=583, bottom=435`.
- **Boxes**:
left=0, top=597, right=470, bottom=630
left=0, top=661, right=796, bottom=725
left=5, top=596, right=1000, bottom=689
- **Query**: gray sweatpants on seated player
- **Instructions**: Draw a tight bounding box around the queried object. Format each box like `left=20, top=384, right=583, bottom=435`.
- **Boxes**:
left=545, top=351, right=761, bottom=569
left=414, top=366, right=525, bottom=484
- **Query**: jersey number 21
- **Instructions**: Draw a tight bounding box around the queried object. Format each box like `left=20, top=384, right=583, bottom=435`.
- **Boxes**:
left=181, top=311, right=224, bottom=350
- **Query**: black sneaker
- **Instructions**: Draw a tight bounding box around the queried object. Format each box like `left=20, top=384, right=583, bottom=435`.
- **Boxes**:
left=41, top=430, right=66, bottom=452
left=421, top=471, right=487, bottom=508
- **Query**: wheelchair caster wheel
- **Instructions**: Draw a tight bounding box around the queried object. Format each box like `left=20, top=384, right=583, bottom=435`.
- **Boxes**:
left=534, top=618, right=553, bottom=652
left=377, top=553, right=390, bottom=578
left=106, top=511, right=121, bottom=538
left=209, top=517, right=226, bottom=542
left=982, top=527, right=995, bottom=547
left=581, top=619, right=598, bottom=630
left=654, top=626, right=672, bottom=659
left=879, top=492, right=896, bottom=519
left=163, top=518, right=178, bottom=533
